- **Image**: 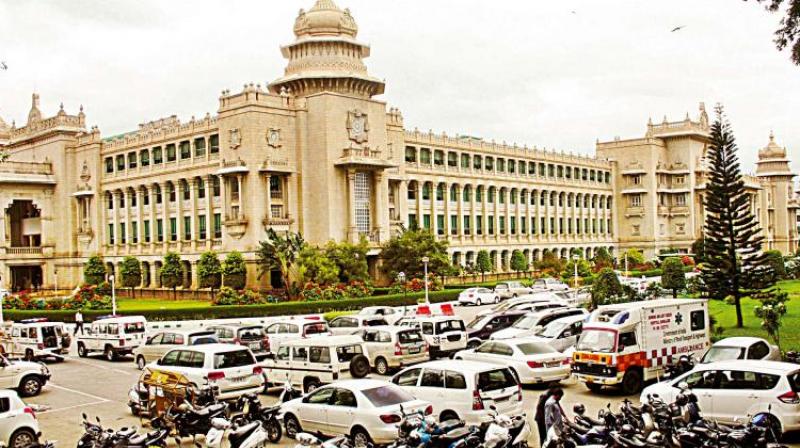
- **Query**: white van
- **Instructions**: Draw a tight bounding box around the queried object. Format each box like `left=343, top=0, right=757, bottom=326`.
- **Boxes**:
left=0, top=319, right=70, bottom=361
left=77, top=315, right=147, bottom=361
left=392, top=360, right=524, bottom=424
left=396, top=316, right=467, bottom=358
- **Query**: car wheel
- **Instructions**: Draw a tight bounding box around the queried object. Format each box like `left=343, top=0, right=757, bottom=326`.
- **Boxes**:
left=586, top=383, right=603, bottom=393
left=375, top=357, right=390, bottom=376
left=467, top=340, right=480, bottom=349
left=104, top=346, right=116, bottom=362
left=77, top=343, right=88, bottom=358
left=19, top=375, right=42, bottom=397
left=621, top=370, right=643, bottom=395
left=349, top=354, right=371, bottom=379
left=10, top=429, right=36, bottom=448
left=303, top=379, right=321, bottom=394
left=761, top=413, right=783, bottom=442
left=284, top=414, right=301, bottom=439
left=494, top=296, right=500, bottom=304
left=476, top=298, right=482, bottom=306
left=136, top=356, right=147, bottom=370
left=351, top=427, right=372, bottom=448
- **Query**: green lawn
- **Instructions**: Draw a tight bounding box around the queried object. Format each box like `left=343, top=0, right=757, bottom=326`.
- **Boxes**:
left=116, top=299, right=211, bottom=311
left=709, top=279, right=800, bottom=351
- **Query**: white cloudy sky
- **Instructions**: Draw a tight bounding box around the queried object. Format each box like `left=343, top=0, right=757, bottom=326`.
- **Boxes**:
left=0, top=0, right=797, bottom=172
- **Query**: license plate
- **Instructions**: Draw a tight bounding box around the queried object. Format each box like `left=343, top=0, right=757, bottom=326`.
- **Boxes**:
left=546, top=362, right=560, bottom=368
left=409, top=347, right=420, bottom=354
left=249, top=342, right=261, bottom=350
left=230, top=376, right=248, bottom=383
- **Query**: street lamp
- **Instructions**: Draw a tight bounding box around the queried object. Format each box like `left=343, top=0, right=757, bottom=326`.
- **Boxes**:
left=397, top=272, right=407, bottom=313
left=572, top=254, right=580, bottom=289
left=54, top=269, right=58, bottom=295
left=109, top=274, right=117, bottom=316
left=421, top=256, right=430, bottom=304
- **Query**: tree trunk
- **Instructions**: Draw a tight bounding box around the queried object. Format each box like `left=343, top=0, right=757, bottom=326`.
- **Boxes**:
left=672, top=288, right=677, bottom=299
left=735, top=292, right=744, bottom=328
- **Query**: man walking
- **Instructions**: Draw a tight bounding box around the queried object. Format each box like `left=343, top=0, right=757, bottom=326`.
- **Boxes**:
left=544, top=387, right=567, bottom=446
left=74, top=310, right=84, bottom=335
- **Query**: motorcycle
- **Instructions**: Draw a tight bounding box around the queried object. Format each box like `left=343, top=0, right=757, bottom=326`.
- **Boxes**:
left=200, top=417, right=269, bottom=448
left=167, top=401, right=228, bottom=440
left=77, top=414, right=170, bottom=448
left=481, top=410, right=530, bottom=448
left=232, top=393, right=282, bottom=443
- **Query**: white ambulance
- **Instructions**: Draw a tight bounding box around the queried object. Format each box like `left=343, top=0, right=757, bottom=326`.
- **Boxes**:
left=572, top=298, right=710, bottom=394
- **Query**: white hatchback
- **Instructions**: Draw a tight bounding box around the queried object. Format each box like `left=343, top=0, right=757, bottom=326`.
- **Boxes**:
left=641, top=360, right=800, bottom=437
left=454, top=339, right=571, bottom=385
left=145, top=343, right=264, bottom=400
left=0, top=389, right=40, bottom=448
left=281, top=379, right=431, bottom=445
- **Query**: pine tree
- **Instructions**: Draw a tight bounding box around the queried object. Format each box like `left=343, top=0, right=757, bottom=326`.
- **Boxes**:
left=700, top=105, right=773, bottom=328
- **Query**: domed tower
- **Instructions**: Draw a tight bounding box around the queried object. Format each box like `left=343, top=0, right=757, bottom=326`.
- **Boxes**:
left=268, top=0, right=385, bottom=98
left=755, top=132, right=798, bottom=252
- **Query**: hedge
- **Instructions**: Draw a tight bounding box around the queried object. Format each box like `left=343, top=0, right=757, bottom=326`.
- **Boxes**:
left=4, top=289, right=463, bottom=323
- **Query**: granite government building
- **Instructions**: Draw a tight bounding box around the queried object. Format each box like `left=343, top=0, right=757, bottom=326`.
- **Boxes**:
left=0, top=0, right=797, bottom=291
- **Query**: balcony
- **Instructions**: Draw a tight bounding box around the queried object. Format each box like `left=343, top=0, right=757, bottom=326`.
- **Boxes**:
left=335, top=147, right=398, bottom=169
left=625, top=206, right=645, bottom=217
left=259, top=156, right=294, bottom=174
left=2, top=246, right=43, bottom=255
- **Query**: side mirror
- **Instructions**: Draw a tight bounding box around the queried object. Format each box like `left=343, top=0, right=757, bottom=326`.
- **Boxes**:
left=618, top=345, right=625, bottom=353
left=562, top=331, right=572, bottom=338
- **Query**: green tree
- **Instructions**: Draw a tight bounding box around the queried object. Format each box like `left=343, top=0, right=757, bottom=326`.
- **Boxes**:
left=119, top=256, right=142, bottom=298
left=700, top=106, right=774, bottom=328
left=198, top=251, right=222, bottom=297
left=160, top=252, right=183, bottom=300
left=325, top=239, right=369, bottom=283
left=222, top=251, right=248, bottom=290
left=765, top=250, right=787, bottom=281
left=475, top=250, right=493, bottom=282
left=753, top=287, right=789, bottom=351
left=535, top=251, right=565, bottom=275
left=747, top=0, right=800, bottom=65
left=593, top=248, right=613, bottom=271
left=622, top=248, right=645, bottom=267
left=691, top=237, right=706, bottom=263
left=510, top=250, right=529, bottom=277
left=661, top=257, right=686, bottom=298
left=564, top=258, right=591, bottom=287
left=297, top=246, right=339, bottom=286
left=255, top=229, right=305, bottom=299
left=380, top=229, right=451, bottom=279
left=84, top=254, right=107, bottom=285
left=591, top=268, right=625, bottom=309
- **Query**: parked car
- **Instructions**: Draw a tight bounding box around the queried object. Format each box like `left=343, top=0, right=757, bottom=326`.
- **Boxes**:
left=207, top=324, right=269, bottom=359
left=531, top=278, right=570, bottom=291
left=483, top=292, right=566, bottom=315
left=145, top=343, right=264, bottom=400
left=395, top=316, right=467, bottom=358
left=0, top=390, right=40, bottom=448
left=359, top=326, right=428, bottom=375
left=0, top=354, right=50, bottom=397
left=513, top=301, right=568, bottom=314
left=281, top=379, right=431, bottom=445
left=454, top=339, right=571, bottom=385
left=328, top=315, right=390, bottom=336
left=0, top=319, right=70, bottom=361
left=358, top=306, right=405, bottom=325
left=457, top=288, right=498, bottom=306
left=490, top=308, right=588, bottom=340
left=641, top=360, right=800, bottom=438
left=493, top=282, right=533, bottom=300
left=699, top=337, right=781, bottom=364
left=264, top=318, right=331, bottom=354
left=260, top=335, right=371, bottom=393
left=465, top=310, right=527, bottom=349
left=392, top=360, right=524, bottom=424
left=526, top=314, right=585, bottom=353
left=77, top=315, right=147, bottom=361
left=132, top=329, right=218, bottom=370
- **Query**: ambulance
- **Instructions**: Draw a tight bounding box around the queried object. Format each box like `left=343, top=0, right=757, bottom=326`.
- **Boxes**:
left=571, top=298, right=710, bottom=394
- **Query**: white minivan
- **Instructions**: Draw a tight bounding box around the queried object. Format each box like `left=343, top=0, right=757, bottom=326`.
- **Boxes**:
left=392, top=360, right=524, bottom=424
left=397, top=316, right=467, bottom=358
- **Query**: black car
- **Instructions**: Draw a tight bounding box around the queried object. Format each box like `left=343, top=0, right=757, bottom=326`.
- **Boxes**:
left=465, top=310, right=527, bottom=348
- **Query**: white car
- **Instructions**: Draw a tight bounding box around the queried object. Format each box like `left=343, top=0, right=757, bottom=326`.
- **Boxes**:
left=328, top=315, right=390, bottom=336
left=525, top=314, right=585, bottom=353
left=133, top=329, right=219, bottom=370
left=491, top=308, right=588, bottom=340
left=700, top=337, right=781, bottom=363
left=145, top=343, right=264, bottom=400
left=396, top=316, right=467, bottom=358
left=641, top=360, right=800, bottom=437
left=458, top=288, right=498, bottom=306
left=532, top=278, right=570, bottom=291
left=358, top=306, right=405, bottom=325
left=264, top=318, right=331, bottom=354
left=513, top=301, right=568, bottom=314
left=77, top=315, right=147, bottom=361
left=493, top=282, right=533, bottom=300
left=281, top=379, right=431, bottom=445
left=455, top=339, right=570, bottom=385
left=0, top=355, right=51, bottom=397
left=483, top=292, right=566, bottom=316
left=0, top=389, right=40, bottom=448
left=392, top=360, right=524, bottom=424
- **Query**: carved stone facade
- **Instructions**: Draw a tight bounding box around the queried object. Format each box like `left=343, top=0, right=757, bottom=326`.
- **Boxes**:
left=0, top=0, right=795, bottom=291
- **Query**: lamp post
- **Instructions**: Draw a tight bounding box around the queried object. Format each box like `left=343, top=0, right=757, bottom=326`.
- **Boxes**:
left=624, top=253, right=629, bottom=279
left=397, top=272, right=407, bottom=313
left=572, top=254, right=580, bottom=289
left=54, top=269, right=58, bottom=295
left=109, top=274, right=117, bottom=316
left=421, top=256, right=430, bottom=304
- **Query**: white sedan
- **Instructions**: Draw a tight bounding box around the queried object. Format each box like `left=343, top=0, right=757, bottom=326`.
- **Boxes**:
left=454, top=338, right=571, bottom=385
left=281, top=379, right=431, bottom=446
left=458, top=288, right=498, bottom=306
left=699, top=337, right=781, bottom=363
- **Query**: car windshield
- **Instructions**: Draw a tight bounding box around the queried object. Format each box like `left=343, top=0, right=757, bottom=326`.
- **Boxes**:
left=701, top=346, right=745, bottom=363
left=512, top=316, right=538, bottom=329
left=516, top=342, right=557, bottom=355
left=537, top=321, right=567, bottom=338
left=336, top=344, right=363, bottom=362
left=576, top=329, right=615, bottom=352
left=436, top=320, right=465, bottom=333
left=361, top=385, right=415, bottom=407
left=213, top=350, right=255, bottom=369
left=467, top=316, right=489, bottom=329
left=124, top=322, right=146, bottom=334
left=238, top=327, right=264, bottom=340
left=303, top=323, right=329, bottom=336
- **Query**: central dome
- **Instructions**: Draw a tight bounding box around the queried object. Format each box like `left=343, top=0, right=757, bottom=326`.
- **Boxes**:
left=759, top=131, right=787, bottom=160
left=294, top=0, right=358, bottom=38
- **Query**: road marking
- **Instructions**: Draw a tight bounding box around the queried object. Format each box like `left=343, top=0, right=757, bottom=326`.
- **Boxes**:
left=49, top=383, right=116, bottom=402
left=67, top=357, right=136, bottom=376
left=39, top=400, right=109, bottom=414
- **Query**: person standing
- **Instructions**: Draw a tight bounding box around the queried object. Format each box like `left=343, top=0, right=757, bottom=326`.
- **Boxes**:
left=534, top=388, right=553, bottom=446
left=544, top=387, right=566, bottom=444
left=74, top=310, right=84, bottom=335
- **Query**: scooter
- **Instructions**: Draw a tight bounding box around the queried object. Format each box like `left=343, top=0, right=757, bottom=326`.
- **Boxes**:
left=200, top=417, right=269, bottom=448
left=233, top=393, right=282, bottom=443
left=482, top=407, right=530, bottom=448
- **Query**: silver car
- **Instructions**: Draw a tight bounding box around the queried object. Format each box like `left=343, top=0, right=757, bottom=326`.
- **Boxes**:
left=359, top=326, right=429, bottom=375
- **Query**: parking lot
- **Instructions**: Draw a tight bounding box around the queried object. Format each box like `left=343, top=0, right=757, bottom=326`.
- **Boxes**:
left=22, top=303, right=800, bottom=447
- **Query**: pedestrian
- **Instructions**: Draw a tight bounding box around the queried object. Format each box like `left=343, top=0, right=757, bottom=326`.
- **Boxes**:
left=74, top=310, right=84, bottom=335
left=544, top=387, right=566, bottom=445
left=534, top=387, right=552, bottom=446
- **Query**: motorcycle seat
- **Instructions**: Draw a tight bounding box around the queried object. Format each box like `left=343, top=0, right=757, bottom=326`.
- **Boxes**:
left=126, top=434, right=148, bottom=445
left=438, top=419, right=465, bottom=432
left=261, top=404, right=281, bottom=415
left=116, top=428, right=137, bottom=438
left=229, top=422, right=261, bottom=448
left=434, top=427, right=472, bottom=443
left=195, top=403, right=226, bottom=417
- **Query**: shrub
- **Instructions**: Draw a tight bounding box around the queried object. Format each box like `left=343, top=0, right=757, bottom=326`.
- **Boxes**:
left=211, top=287, right=271, bottom=306
left=84, top=255, right=107, bottom=285
left=62, top=284, right=112, bottom=310
left=222, top=251, right=247, bottom=290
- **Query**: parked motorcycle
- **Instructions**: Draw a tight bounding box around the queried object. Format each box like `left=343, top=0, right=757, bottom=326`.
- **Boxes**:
left=232, top=393, right=282, bottom=443
left=167, top=401, right=228, bottom=440
left=200, top=417, right=269, bottom=448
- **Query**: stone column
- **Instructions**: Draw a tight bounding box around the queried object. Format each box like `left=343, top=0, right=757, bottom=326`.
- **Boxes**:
left=205, top=175, right=214, bottom=246
left=456, top=184, right=464, bottom=237
left=160, top=182, right=169, bottom=245
left=191, top=260, right=199, bottom=290
left=190, top=178, right=199, bottom=246
left=283, top=175, right=291, bottom=220
left=265, top=174, right=273, bottom=224
left=218, top=175, right=227, bottom=222
left=136, top=188, right=145, bottom=247
left=443, top=182, right=451, bottom=238
left=176, top=181, right=185, bottom=244
left=347, top=169, right=358, bottom=242
left=416, top=181, right=423, bottom=231
left=237, top=174, right=245, bottom=218
left=152, top=262, right=160, bottom=288
left=398, top=180, right=408, bottom=226
left=374, top=171, right=389, bottom=241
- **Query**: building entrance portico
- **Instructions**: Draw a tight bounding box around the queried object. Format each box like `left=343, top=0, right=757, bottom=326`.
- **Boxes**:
left=9, top=265, right=42, bottom=292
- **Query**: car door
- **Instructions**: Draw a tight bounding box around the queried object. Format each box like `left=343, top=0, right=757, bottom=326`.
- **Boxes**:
left=141, top=333, right=164, bottom=362
left=297, top=387, right=335, bottom=433
left=0, top=396, right=13, bottom=440
left=711, top=369, right=768, bottom=424
left=555, top=322, right=581, bottom=352
left=326, top=387, right=357, bottom=435
left=681, top=369, right=718, bottom=415
left=0, top=357, right=16, bottom=389
left=393, top=367, right=422, bottom=396
left=361, top=330, right=381, bottom=365
left=417, top=368, right=446, bottom=404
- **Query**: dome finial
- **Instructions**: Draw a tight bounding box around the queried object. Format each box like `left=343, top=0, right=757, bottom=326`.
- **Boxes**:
left=769, top=129, right=775, bottom=142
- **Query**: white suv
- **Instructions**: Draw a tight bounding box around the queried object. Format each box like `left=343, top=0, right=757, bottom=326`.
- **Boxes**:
left=0, top=355, right=51, bottom=397
left=264, top=318, right=331, bottom=354
left=642, top=360, right=800, bottom=438
left=0, top=390, right=40, bottom=448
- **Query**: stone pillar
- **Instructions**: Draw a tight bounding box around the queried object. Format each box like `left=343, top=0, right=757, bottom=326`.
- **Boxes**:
left=236, top=174, right=245, bottom=218
left=205, top=175, right=214, bottom=246
left=283, top=175, right=291, bottom=220
left=416, top=182, right=423, bottom=231
left=160, top=182, right=170, bottom=244
left=190, top=178, right=199, bottom=245
left=347, top=169, right=358, bottom=242
left=265, top=174, right=273, bottom=224
left=191, top=260, right=199, bottom=290
left=398, top=180, right=408, bottom=226
left=152, top=262, right=160, bottom=288
left=443, top=182, right=451, bottom=238
left=374, top=171, right=389, bottom=241
left=136, top=188, right=145, bottom=247
left=218, top=175, right=227, bottom=221
left=456, top=184, right=463, bottom=237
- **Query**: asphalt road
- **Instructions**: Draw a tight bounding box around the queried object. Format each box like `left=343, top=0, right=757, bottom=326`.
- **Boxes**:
left=22, top=303, right=800, bottom=448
